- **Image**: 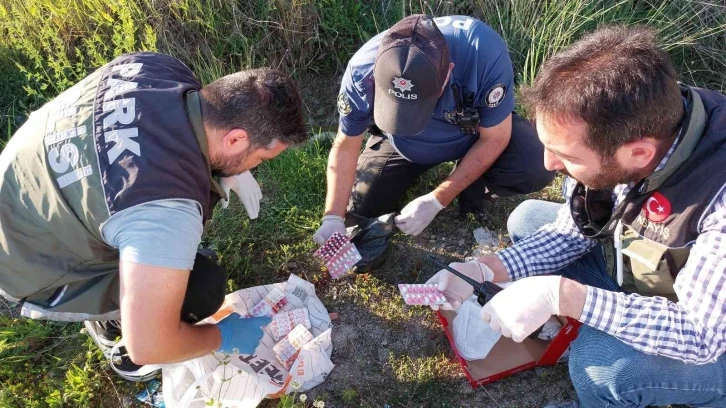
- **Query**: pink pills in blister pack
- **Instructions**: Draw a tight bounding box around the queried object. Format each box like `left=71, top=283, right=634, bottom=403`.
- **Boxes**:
left=313, top=231, right=362, bottom=279
left=398, top=283, right=447, bottom=306
left=269, top=308, right=311, bottom=341
left=247, top=288, right=287, bottom=317
left=273, top=324, right=314, bottom=370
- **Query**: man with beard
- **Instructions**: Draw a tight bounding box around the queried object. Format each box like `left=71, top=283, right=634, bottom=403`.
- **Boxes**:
left=429, top=26, right=726, bottom=407
left=0, top=53, right=308, bottom=381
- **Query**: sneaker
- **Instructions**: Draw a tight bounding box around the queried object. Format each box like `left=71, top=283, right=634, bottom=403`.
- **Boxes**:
left=84, top=321, right=160, bottom=382
left=109, top=351, right=160, bottom=383
left=84, top=320, right=118, bottom=359
left=543, top=401, right=580, bottom=408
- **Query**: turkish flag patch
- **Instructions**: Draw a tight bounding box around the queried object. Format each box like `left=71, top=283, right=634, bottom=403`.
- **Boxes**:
left=642, top=192, right=672, bottom=222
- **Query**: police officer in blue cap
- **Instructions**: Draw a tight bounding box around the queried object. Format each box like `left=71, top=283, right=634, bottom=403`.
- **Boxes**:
left=314, top=14, right=554, bottom=245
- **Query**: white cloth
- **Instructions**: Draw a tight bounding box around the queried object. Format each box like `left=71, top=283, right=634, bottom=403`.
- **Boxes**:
left=453, top=296, right=501, bottom=360
left=162, top=275, right=335, bottom=407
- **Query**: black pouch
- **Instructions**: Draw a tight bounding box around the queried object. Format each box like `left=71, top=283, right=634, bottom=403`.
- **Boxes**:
left=348, top=213, right=398, bottom=273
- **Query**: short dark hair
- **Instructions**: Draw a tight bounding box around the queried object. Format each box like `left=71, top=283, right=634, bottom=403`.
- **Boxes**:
left=521, top=25, right=683, bottom=157
left=200, top=68, right=308, bottom=148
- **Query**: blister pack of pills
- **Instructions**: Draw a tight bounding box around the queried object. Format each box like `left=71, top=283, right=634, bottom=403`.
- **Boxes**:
left=247, top=288, right=287, bottom=317
left=269, top=308, right=311, bottom=341
left=313, top=231, right=362, bottom=279
left=272, top=324, right=314, bottom=369
left=398, top=283, right=447, bottom=306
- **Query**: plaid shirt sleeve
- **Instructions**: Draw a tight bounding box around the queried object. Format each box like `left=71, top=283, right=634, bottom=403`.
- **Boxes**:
left=580, top=188, right=726, bottom=364
left=497, top=178, right=598, bottom=280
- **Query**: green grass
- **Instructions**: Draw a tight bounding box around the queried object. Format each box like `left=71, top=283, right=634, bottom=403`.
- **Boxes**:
left=0, top=0, right=723, bottom=130
left=202, top=139, right=329, bottom=290
left=0, top=317, right=127, bottom=407
left=0, top=0, right=725, bottom=406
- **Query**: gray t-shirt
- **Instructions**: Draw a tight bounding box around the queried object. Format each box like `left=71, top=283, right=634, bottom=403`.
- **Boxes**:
left=101, top=199, right=203, bottom=270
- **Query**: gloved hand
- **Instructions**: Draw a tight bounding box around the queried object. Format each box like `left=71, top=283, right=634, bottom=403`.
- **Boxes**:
left=394, top=193, right=444, bottom=236
left=216, top=313, right=271, bottom=354
left=426, top=260, right=494, bottom=311
left=480, top=275, right=561, bottom=342
left=219, top=171, right=262, bottom=219
left=313, top=215, right=346, bottom=245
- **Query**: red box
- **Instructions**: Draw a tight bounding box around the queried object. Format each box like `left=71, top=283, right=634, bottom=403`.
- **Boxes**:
left=437, top=310, right=581, bottom=387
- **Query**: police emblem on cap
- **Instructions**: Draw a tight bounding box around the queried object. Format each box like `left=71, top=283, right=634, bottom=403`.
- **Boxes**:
left=392, top=77, right=414, bottom=92
left=337, top=93, right=352, bottom=116
left=485, top=84, right=506, bottom=108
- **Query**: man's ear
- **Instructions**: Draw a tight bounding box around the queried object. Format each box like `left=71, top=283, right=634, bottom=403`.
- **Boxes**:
left=620, top=138, right=658, bottom=170
left=222, top=128, right=250, bottom=155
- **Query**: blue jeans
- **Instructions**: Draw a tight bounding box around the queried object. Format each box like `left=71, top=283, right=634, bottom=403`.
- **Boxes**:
left=508, top=200, right=726, bottom=408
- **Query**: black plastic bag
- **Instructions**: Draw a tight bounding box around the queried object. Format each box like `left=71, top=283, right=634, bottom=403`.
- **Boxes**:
left=348, top=213, right=398, bottom=273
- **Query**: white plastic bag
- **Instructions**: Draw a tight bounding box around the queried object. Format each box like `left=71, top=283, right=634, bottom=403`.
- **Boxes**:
left=538, top=316, right=563, bottom=341
left=452, top=296, right=501, bottom=360
left=162, top=274, right=334, bottom=407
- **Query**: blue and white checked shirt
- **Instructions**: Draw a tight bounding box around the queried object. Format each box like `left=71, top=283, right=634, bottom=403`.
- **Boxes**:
left=497, top=138, right=726, bottom=364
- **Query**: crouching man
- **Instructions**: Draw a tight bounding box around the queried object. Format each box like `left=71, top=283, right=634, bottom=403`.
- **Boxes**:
left=0, top=52, right=309, bottom=381
left=430, top=26, right=726, bottom=407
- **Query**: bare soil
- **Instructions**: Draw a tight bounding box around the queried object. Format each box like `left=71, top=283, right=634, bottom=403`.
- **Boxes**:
left=284, top=75, right=577, bottom=407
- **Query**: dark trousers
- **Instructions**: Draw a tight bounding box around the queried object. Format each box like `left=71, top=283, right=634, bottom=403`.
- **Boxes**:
left=99, top=252, right=226, bottom=336
left=347, top=113, right=555, bottom=219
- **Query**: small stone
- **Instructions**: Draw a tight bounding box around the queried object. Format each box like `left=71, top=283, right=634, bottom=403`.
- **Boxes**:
left=446, top=245, right=456, bottom=250
left=286, top=261, right=298, bottom=270
left=430, top=234, right=436, bottom=239
left=429, top=239, right=436, bottom=243
left=458, top=239, right=466, bottom=246
left=381, top=339, right=388, bottom=346
left=457, top=228, right=467, bottom=235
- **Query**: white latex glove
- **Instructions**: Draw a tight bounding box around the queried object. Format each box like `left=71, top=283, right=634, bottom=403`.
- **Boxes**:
left=480, top=275, right=561, bottom=342
left=219, top=171, right=261, bottom=219
left=426, top=260, right=494, bottom=311
left=312, top=215, right=346, bottom=245
left=394, top=193, right=444, bottom=236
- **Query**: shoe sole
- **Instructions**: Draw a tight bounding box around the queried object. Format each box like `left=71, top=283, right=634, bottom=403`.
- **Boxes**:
left=109, top=358, right=160, bottom=383
left=83, top=321, right=116, bottom=359
left=84, top=321, right=160, bottom=382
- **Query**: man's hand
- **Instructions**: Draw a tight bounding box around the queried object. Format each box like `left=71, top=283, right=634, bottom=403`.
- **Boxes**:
left=120, top=261, right=224, bottom=365
left=323, top=130, right=363, bottom=217
left=394, top=193, right=444, bottom=236
left=430, top=115, right=511, bottom=207
left=477, top=254, right=512, bottom=283
left=313, top=215, right=347, bottom=245
left=480, top=275, right=561, bottom=342
left=426, top=260, right=494, bottom=310
left=220, top=171, right=262, bottom=219
left=215, top=313, right=271, bottom=354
